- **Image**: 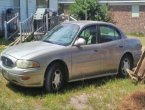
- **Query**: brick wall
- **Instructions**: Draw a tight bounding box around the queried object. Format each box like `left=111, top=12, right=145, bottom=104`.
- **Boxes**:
left=110, top=5, right=145, bottom=34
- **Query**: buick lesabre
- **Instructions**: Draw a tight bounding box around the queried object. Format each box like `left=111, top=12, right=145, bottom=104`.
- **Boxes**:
left=0, top=21, right=142, bottom=93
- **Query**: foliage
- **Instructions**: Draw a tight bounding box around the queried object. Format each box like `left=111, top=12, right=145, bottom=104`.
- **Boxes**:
left=69, top=0, right=111, bottom=22
left=0, top=38, right=11, bottom=45
left=0, top=45, right=6, bottom=53
left=127, top=32, right=145, bottom=38
left=0, top=38, right=8, bottom=52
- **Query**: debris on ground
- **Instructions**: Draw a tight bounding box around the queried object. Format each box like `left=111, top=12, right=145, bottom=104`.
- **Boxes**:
left=126, top=50, right=145, bottom=83
left=69, top=93, right=93, bottom=110
left=118, top=91, right=145, bottom=110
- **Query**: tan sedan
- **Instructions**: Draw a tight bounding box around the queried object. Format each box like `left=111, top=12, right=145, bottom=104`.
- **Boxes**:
left=0, top=21, right=142, bottom=93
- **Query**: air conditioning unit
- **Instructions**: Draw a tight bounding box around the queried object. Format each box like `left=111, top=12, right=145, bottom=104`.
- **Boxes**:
left=33, top=8, right=47, bottom=20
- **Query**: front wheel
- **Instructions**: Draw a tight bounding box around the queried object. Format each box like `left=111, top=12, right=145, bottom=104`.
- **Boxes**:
left=44, top=63, right=65, bottom=93
left=118, top=55, right=133, bottom=77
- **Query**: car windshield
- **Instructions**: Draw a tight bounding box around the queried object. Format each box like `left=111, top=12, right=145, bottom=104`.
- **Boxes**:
left=43, top=23, right=80, bottom=46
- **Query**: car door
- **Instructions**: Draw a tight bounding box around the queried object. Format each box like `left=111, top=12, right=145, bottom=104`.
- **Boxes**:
left=98, top=24, right=125, bottom=73
left=71, top=25, right=102, bottom=80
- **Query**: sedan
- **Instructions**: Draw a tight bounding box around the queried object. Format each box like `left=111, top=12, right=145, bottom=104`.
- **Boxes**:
left=0, top=21, right=142, bottom=93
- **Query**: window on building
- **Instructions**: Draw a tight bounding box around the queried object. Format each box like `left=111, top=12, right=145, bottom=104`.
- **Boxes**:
left=36, top=0, right=48, bottom=8
left=132, top=5, right=139, bottom=17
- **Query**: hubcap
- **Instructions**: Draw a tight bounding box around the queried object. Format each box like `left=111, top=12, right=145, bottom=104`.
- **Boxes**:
left=121, top=58, right=130, bottom=75
left=52, top=69, right=61, bottom=90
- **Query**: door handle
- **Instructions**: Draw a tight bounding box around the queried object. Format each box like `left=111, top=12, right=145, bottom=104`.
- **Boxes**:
left=94, top=50, right=98, bottom=52
left=119, top=45, right=124, bottom=48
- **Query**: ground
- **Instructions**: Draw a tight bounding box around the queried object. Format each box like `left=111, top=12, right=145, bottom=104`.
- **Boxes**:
left=0, top=74, right=145, bottom=110
left=118, top=91, right=145, bottom=110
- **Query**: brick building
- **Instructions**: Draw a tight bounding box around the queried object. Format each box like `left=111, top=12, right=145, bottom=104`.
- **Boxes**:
left=59, top=0, right=145, bottom=34
left=100, top=0, right=145, bottom=34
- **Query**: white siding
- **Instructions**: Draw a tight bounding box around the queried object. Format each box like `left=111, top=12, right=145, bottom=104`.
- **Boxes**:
left=49, top=0, right=58, bottom=11
left=58, top=0, right=74, bottom=3
left=28, top=0, right=36, bottom=17
left=20, top=0, right=36, bottom=21
left=0, top=0, right=13, bottom=30
left=20, top=0, right=27, bottom=21
left=0, top=0, right=13, bottom=15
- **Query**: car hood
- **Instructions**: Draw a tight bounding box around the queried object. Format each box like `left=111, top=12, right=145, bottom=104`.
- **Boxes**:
left=2, top=41, right=64, bottom=59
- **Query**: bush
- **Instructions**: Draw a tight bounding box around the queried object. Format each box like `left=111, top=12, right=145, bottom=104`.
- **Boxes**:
left=69, top=0, right=111, bottom=22
left=0, top=38, right=11, bottom=45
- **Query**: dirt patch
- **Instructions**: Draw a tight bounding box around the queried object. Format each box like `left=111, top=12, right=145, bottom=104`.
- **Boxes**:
left=118, top=91, right=145, bottom=110
left=34, top=99, right=44, bottom=110
left=69, top=93, right=93, bottom=110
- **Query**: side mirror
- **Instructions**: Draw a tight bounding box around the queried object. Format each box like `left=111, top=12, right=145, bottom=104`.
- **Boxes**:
left=74, top=38, right=86, bottom=46
left=45, top=31, right=50, bottom=35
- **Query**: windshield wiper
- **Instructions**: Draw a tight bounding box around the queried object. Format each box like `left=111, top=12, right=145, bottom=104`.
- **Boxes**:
left=43, top=40, right=65, bottom=46
left=43, top=40, right=54, bottom=44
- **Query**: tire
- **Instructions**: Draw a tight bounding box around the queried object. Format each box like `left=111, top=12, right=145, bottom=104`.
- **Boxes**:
left=44, top=63, right=65, bottom=93
left=118, top=55, right=133, bottom=78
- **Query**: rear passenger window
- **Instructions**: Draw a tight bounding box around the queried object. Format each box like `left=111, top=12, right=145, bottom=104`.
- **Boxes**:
left=99, top=26, right=120, bottom=43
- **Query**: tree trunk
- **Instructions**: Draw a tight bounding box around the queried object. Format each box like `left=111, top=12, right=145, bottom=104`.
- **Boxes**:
left=85, top=10, right=87, bottom=20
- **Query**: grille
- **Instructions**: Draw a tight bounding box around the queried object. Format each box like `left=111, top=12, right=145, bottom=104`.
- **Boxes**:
left=1, top=56, right=14, bottom=68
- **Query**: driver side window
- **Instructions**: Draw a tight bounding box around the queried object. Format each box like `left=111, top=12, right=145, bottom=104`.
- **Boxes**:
left=79, top=25, right=97, bottom=45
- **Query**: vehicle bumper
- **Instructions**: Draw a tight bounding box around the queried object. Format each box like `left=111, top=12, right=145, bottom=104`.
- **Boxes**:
left=0, top=61, right=44, bottom=87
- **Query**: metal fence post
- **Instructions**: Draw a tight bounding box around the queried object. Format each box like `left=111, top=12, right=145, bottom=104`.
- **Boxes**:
left=68, top=15, right=70, bottom=21
left=46, top=13, right=49, bottom=32
left=32, top=16, right=34, bottom=33
left=19, top=22, right=22, bottom=43
left=16, top=13, right=19, bottom=30
left=4, top=21, right=8, bottom=39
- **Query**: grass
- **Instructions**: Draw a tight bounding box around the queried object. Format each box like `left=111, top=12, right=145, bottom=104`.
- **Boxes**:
left=0, top=35, right=145, bottom=110
left=127, top=33, right=145, bottom=47
left=0, top=38, right=11, bottom=46
left=0, top=75, right=145, bottom=110
left=127, top=32, right=144, bottom=38
left=0, top=38, right=9, bottom=53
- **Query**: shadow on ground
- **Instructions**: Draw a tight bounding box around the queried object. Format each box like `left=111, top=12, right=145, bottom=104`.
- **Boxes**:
left=6, top=75, right=118, bottom=97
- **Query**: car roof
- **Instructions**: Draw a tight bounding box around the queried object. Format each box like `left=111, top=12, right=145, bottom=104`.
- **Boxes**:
left=63, top=21, right=116, bottom=28
left=62, top=20, right=127, bottom=39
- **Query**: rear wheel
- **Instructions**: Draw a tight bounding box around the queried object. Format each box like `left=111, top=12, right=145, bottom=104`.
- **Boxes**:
left=118, top=55, right=133, bottom=77
left=44, top=63, right=65, bottom=93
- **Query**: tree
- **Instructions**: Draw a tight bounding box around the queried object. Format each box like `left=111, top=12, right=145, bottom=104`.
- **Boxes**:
left=69, top=0, right=111, bottom=22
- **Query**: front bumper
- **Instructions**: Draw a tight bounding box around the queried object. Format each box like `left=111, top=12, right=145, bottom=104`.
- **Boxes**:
left=0, top=61, right=44, bottom=87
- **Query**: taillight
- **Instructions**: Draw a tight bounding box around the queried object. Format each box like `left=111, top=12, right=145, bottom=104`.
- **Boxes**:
left=137, top=43, right=142, bottom=50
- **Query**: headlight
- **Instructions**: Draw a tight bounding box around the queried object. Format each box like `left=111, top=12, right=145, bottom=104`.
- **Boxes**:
left=0, top=54, right=2, bottom=60
left=0, top=51, right=4, bottom=59
left=16, top=60, right=40, bottom=69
